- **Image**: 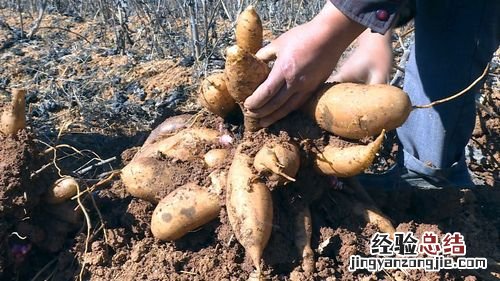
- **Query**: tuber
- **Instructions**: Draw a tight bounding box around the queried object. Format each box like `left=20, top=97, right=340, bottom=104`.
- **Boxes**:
left=352, top=200, right=396, bottom=235
left=0, top=88, right=26, bottom=136
left=151, top=183, right=221, bottom=241
left=198, top=73, right=237, bottom=118
left=122, top=157, right=188, bottom=203
left=235, top=5, right=263, bottom=54
left=204, top=148, right=229, bottom=168
left=225, top=45, right=269, bottom=131
left=254, top=142, right=300, bottom=185
left=305, top=83, right=411, bottom=139
left=144, top=114, right=192, bottom=146
left=314, top=130, right=385, bottom=177
left=294, top=207, right=315, bottom=274
left=138, top=128, right=220, bottom=161
left=44, top=176, right=79, bottom=204
left=227, top=143, right=273, bottom=277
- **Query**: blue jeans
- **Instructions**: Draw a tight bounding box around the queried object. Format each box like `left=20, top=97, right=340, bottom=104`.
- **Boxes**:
left=397, top=1, right=499, bottom=185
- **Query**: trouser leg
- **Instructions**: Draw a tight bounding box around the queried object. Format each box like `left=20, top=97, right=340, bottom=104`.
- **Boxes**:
left=397, top=0, right=499, bottom=185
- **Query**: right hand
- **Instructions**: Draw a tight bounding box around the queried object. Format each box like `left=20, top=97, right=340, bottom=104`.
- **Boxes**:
left=243, top=2, right=365, bottom=127
left=331, top=29, right=393, bottom=84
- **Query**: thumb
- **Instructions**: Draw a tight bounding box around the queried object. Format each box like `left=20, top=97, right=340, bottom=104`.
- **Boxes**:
left=255, top=43, right=277, bottom=62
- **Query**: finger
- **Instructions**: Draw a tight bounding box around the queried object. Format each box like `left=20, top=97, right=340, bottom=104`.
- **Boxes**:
left=255, top=43, right=277, bottom=62
left=245, top=84, right=294, bottom=118
left=244, top=65, right=285, bottom=110
left=259, top=90, right=311, bottom=127
left=331, top=67, right=366, bottom=84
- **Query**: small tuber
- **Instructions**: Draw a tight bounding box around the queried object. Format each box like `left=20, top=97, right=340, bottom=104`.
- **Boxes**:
left=314, top=130, right=385, bottom=177
left=0, top=88, right=26, bottom=136
left=44, top=176, right=79, bottom=204
left=253, top=141, right=300, bottom=185
left=198, top=73, right=237, bottom=118
left=204, top=148, right=229, bottom=168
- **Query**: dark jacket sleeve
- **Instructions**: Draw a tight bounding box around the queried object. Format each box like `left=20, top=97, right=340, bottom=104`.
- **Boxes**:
left=330, top=0, right=411, bottom=34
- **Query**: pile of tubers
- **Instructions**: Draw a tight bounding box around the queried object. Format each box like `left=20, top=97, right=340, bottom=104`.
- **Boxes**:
left=121, top=6, right=411, bottom=280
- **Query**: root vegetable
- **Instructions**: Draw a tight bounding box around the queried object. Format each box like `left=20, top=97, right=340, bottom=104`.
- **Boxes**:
left=208, top=170, right=227, bottom=195
left=198, top=73, right=237, bottom=118
left=225, top=45, right=269, bottom=131
left=138, top=128, right=220, bottom=161
left=204, top=148, right=229, bottom=168
left=121, top=157, right=187, bottom=203
left=294, top=207, right=315, bottom=274
left=44, top=176, right=79, bottom=204
left=305, top=83, right=411, bottom=139
left=144, top=114, right=192, bottom=146
left=151, top=183, right=221, bottom=241
left=227, top=143, right=273, bottom=275
left=352, top=201, right=395, bottom=235
left=0, top=88, right=26, bottom=136
left=235, top=5, right=263, bottom=54
left=253, top=142, right=300, bottom=185
left=314, top=130, right=385, bottom=177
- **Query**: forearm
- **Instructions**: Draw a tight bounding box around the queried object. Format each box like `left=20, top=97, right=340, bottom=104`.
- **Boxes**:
left=356, top=28, right=392, bottom=50
left=310, top=1, right=366, bottom=57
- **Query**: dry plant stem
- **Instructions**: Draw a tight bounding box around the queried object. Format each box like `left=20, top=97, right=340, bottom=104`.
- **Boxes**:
left=0, top=88, right=26, bottom=136
left=413, top=63, right=490, bottom=109
left=26, top=0, right=46, bottom=39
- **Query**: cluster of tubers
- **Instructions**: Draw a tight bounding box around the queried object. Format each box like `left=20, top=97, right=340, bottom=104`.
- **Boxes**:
left=121, top=5, right=412, bottom=280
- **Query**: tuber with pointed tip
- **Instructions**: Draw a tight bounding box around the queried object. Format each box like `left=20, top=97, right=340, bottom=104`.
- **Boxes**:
left=314, top=130, right=385, bottom=177
left=0, top=88, right=26, bottom=136
left=198, top=73, right=237, bottom=118
left=235, top=5, right=263, bottom=54
left=151, top=183, right=221, bottom=241
left=254, top=141, right=300, bottom=185
left=227, top=143, right=273, bottom=277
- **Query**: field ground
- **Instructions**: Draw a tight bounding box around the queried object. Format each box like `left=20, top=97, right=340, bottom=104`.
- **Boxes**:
left=0, top=5, right=499, bottom=281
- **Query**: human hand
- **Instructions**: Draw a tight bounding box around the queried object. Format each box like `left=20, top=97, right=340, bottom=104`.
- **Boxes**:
left=331, top=29, right=393, bottom=84
left=243, top=2, right=364, bottom=127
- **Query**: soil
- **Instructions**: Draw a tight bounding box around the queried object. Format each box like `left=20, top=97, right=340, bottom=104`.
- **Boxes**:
left=0, top=9, right=499, bottom=281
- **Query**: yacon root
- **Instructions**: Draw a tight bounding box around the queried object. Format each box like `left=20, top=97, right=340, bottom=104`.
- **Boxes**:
left=227, top=142, right=273, bottom=276
left=314, top=130, right=385, bottom=177
left=0, top=88, right=26, bottom=136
